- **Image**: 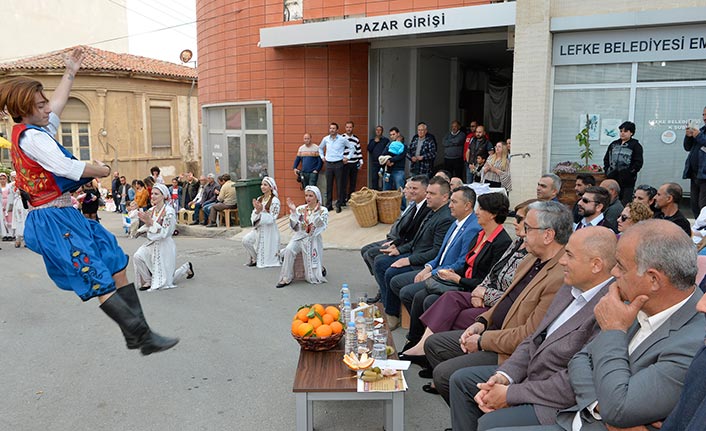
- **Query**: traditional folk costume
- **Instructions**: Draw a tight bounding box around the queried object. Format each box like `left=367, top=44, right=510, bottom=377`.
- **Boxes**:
left=0, top=173, right=13, bottom=240
left=8, top=175, right=27, bottom=247
left=11, top=111, right=177, bottom=355
left=242, top=176, right=281, bottom=268
left=133, top=183, right=193, bottom=291
left=278, top=185, right=328, bottom=286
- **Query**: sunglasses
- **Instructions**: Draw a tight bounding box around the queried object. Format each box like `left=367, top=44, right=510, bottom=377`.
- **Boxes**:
left=515, top=215, right=524, bottom=223
left=619, top=214, right=630, bottom=222
left=581, top=197, right=597, bottom=204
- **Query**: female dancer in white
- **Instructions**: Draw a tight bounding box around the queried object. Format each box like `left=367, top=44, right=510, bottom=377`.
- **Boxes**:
left=8, top=171, right=27, bottom=247
left=276, top=185, right=328, bottom=288
left=242, top=176, right=281, bottom=267
left=134, top=183, right=194, bottom=291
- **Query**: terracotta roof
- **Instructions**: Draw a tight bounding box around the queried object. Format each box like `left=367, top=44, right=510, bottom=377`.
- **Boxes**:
left=0, top=45, right=197, bottom=81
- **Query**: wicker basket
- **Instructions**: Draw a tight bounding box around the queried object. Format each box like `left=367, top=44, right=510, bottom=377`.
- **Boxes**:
left=376, top=190, right=402, bottom=224
left=292, top=330, right=344, bottom=351
left=348, top=187, right=378, bottom=228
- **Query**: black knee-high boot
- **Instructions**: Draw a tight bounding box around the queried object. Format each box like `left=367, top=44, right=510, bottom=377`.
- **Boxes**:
left=101, top=286, right=179, bottom=355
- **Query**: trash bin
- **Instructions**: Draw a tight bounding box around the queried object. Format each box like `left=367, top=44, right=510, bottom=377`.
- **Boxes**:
left=235, top=178, right=263, bottom=227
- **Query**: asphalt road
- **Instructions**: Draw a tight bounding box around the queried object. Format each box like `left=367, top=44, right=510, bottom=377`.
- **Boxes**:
left=1, top=211, right=449, bottom=431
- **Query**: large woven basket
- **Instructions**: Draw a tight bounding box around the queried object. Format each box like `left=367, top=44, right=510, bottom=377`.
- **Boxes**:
left=293, top=330, right=344, bottom=351
left=376, top=190, right=402, bottom=224
left=348, top=187, right=378, bottom=228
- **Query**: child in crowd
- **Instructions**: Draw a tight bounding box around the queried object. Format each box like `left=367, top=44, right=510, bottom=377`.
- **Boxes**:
left=473, top=154, right=486, bottom=183
left=126, top=201, right=140, bottom=238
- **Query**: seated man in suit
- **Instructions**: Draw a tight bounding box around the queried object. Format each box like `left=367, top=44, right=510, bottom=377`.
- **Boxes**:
left=360, top=175, right=430, bottom=303
left=492, top=220, right=705, bottom=431
left=574, top=186, right=610, bottom=231
left=423, top=201, right=572, bottom=403
left=388, top=186, right=483, bottom=348
left=373, top=176, right=454, bottom=329
left=448, top=226, right=617, bottom=430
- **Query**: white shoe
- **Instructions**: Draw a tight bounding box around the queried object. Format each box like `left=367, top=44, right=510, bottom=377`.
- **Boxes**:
left=386, top=314, right=400, bottom=330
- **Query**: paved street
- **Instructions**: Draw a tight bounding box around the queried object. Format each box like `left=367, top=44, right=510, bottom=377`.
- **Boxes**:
left=1, top=211, right=449, bottom=431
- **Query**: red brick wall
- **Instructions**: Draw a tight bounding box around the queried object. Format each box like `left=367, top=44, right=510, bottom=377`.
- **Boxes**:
left=196, top=0, right=489, bottom=204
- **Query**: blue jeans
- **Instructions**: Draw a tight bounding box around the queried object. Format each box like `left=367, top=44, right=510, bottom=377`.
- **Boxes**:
left=383, top=170, right=405, bottom=192
left=202, top=202, right=216, bottom=224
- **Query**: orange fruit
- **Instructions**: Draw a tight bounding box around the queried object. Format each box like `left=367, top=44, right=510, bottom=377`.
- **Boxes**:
left=325, top=306, right=340, bottom=320
left=322, top=314, right=334, bottom=325
left=316, top=324, right=333, bottom=338
left=296, top=308, right=309, bottom=323
left=291, top=319, right=304, bottom=333
left=330, top=321, right=343, bottom=334
left=313, top=304, right=325, bottom=316
left=309, top=317, right=322, bottom=329
left=297, top=322, right=314, bottom=337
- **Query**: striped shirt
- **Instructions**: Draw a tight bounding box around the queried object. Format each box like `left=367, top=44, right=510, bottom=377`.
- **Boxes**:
left=342, top=133, right=363, bottom=166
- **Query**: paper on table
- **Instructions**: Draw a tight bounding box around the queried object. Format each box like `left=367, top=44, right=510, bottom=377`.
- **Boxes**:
left=357, top=370, right=408, bottom=392
left=373, top=359, right=411, bottom=370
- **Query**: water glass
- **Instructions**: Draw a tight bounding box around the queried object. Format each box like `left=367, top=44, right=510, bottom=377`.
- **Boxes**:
left=373, top=328, right=388, bottom=345
left=372, top=343, right=387, bottom=360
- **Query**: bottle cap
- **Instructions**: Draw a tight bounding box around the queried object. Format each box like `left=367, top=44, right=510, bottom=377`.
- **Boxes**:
left=348, top=321, right=356, bottom=327
left=357, top=311, right=364, bottom=316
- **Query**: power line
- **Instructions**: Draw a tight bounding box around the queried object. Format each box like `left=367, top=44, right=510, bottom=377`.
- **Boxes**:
left=106, top=0, right=194, bottom=39
left=132, top=0, right=196, bottom=31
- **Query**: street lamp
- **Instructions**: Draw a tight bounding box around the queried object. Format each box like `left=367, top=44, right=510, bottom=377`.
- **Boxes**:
left=180, top=49, right=196, bottom=165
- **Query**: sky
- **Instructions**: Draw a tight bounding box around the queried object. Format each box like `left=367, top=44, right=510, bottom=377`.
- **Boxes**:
left=126, top=0, right=197, bottom=65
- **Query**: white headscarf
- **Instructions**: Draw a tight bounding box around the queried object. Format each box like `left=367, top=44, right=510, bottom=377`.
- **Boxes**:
left=262, top=176, right=278, bottom=197
left=304, top=185, right=322, bottom=205
left=153, top=183, right=170, bottom=199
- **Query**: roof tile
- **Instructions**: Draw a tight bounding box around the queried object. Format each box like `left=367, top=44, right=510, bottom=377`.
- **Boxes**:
left=0, top=45, right=197, bottom=80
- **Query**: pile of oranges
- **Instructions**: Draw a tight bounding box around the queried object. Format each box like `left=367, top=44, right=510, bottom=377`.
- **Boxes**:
left=292, top=304, right=344, bottom=338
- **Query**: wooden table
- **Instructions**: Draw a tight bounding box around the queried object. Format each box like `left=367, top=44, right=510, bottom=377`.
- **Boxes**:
left=292, top=310, right=404, bottom=431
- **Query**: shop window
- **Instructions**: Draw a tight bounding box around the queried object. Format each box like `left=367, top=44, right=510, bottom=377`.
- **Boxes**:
left=554, top=64, right=631, bottom=85
left=637, top=60, right=706, bottom=82
left=550, top=88, right=630, bottom=168
left=203, top=103, right=272, bottom=180
left=150, top=106, right=172, bottom=157
left=634, top=86, right=706, bottom=189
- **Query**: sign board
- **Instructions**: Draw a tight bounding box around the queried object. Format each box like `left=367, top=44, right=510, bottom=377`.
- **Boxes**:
left=553, top=24, right=706, bottom=66
left=259, top=3, right=515, bottom=48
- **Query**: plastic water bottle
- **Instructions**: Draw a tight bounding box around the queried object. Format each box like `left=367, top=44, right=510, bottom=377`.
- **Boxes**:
left=341, top=283, right=350, bottom=299
left=340, top=293, right=350, bottom=311
left=342, top=300, right=352, bottom=327
left=345, top=321, right=357, bottom=355
left=355, top=311, right=368, bottom=349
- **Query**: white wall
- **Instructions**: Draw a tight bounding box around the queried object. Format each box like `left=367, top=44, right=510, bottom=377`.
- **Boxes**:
left=1, top=0, right=128, bottom=62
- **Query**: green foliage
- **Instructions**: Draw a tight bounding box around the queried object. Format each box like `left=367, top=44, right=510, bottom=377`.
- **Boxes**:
left=576, top=114, right=593, bottom=168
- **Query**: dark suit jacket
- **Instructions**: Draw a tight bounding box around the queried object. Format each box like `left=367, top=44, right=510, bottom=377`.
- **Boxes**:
left=456, top=229, right=512, bottom=291
left=498, top=282, right=610, bottom=424
left=477, top=247, right=566, bottom=363
left=557, top=290, right=706, bottom=430
left=397, top=203, right=454, bottom=267
left=389, top=201, right=430, bottom=247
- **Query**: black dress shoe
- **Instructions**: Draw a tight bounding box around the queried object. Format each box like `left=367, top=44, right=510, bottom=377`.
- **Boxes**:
left=366, top=293, right=381, bottom=304
left=186, top=262, right=195, bottom=279
left=418, top=367, right=433, bottom=378
left=245, top=261, right=257, bottom=267
left=335, top=206, right=342, bottom=213
left=422, top=383, right=438, bottom=394
left=398, top=352, right=427, bottom=367
left=322, top=267, right=327, bottom=277
left=275, top=281, right=291, bottom=288
left=326, top=206, right=334, bottom=211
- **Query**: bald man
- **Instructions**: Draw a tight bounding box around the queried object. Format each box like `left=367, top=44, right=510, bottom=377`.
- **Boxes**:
left=449, top=227, right=617, bottom=431
left=600, top=179, right=624, bottom=233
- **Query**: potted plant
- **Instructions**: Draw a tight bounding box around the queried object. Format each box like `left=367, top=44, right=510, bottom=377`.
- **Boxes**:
left=552, top=114, right=605, bottom=204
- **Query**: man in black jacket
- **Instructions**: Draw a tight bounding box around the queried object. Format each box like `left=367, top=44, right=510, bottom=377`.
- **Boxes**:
left=361, top=175, right=430, bottom=275
left=603, top=121, right=643, bottom=205
left=373, top=176, right=454, bottom=328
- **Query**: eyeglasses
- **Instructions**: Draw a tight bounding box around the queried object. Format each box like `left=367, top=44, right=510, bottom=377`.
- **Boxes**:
left=581, top=197, right=597, bottom=204
left=523, top=223, right=547, bottom=234
left=619, top=214, right=630, bottom=222
left=515, top=215, right=524, bottom=223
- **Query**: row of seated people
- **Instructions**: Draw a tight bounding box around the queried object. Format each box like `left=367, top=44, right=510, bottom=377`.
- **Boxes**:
left=361, top=175, right=705, bottom=431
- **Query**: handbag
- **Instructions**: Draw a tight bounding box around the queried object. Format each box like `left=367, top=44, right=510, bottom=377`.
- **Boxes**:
left=424, top=274, right=461, bottom=295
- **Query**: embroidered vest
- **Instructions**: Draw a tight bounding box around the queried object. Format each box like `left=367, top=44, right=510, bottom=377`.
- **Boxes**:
left=11, top=123, right=91, bottom=206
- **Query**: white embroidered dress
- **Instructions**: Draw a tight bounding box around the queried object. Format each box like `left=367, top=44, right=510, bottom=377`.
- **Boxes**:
left=278, top=204, right=328, bottom=284
left=0, top=183, right=12, bottom=237
left=8, top=182, right=27, bottom=237
left=242, top=194, right=281, bottom=267
left=133, top=204, right=190, bottom=290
